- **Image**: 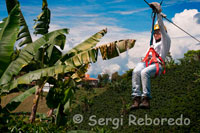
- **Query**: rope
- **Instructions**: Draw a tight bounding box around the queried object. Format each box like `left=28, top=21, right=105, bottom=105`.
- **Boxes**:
left=160, top=0, right=163, bottom=5
left=143, top=0, right=200, bottom=43
left=164, top=17, right=200, bottom=43
left=150, top=12, right=156, bottom=46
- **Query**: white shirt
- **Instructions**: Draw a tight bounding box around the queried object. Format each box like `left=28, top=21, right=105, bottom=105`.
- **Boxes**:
left=144, top=13, right=171, bottom=60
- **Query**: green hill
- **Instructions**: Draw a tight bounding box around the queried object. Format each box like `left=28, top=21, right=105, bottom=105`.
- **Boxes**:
left=1, top=51, right=200, bottom=132
left=68, top=57, right=200, bottom=132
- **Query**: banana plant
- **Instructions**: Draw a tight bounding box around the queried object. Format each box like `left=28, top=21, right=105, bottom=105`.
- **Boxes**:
left=0, top=0, right=136, bottom=125
left=5, top=0, right=32, bottom=47
left=1, top=37, right=135, bottom=124
left=0, top=0, right=69, bottom=122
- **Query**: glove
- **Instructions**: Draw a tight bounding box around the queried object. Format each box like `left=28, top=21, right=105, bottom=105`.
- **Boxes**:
left=149, top=2, right=162, bottom=13
left=160, top=12, right=167, bottom=18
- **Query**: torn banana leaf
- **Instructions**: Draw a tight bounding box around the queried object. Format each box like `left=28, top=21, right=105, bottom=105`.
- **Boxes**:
left=63, top=39, right=136, bottom=68
left=97, top=39, right=136, bottom=60
left=57, top=28, right=107, bottom=64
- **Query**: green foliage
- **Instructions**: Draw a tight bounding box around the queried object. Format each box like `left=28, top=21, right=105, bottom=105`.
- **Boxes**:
left=46, top=77, right=78, bottom=125
left=1, top=0, right=136, bottom=128
left=0, top=28, right=69, bottom=86
left=0, top=113, right=80, bottom=132
left=107, top=79, right=131, bottom=93
left=111, top=72, right=120, bottom=82
left=101, top=74, right=110, bottom=84
left=58, top=29, right=107, bottom=64
left=81, top=96, right=94, bottom=112
left=180, top=50, right=200, bottom=63
left=92, top=126, right=112, bottom=133
left=120, top=69, right=133, bottom=81
left=107, top=69, right=133, bottom=92
left=46, top=78, right=77, bottom=109
left=68, top=52, right=200, bottom=132
left=0, top=65, right=74, bottom=95
left=0, top=4, right=20, bottom=76
left=33, top=0, right=51, bottom=35
left=5, top=0, right=33, bottom=47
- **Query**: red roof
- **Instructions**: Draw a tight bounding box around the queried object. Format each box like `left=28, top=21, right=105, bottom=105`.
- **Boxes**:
left=84, top=74, right=98, bottom=81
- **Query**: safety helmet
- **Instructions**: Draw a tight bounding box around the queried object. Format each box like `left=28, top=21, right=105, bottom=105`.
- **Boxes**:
left=154, top=24, right=167, bottom=32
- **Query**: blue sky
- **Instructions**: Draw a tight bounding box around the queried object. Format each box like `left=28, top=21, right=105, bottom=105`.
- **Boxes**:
left=1, top=0, right=200, bottom=78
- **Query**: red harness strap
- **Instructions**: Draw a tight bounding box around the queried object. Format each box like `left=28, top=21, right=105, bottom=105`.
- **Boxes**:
left=142, top=47, right=166, bottom=76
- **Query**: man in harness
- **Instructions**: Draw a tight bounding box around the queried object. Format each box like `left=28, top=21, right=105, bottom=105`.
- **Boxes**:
left=131, top=2, right=171, bottom=109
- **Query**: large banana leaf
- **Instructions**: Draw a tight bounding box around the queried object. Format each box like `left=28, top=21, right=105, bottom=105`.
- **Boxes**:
left=56, top=87, right=73, bottom=125
left=33, top=0, right=51, bottom=35
left=68, top=39, right=136, bottom=81
left=0, top=4, right=20, bottom=77
left=0, top=65, right=74, bottom=95
left=57, top=28, right=107, bottom=64
left=5, top=0, right=18, bottom=13
left=0, top=39, right=136, bottom=94
left=6, top=0, right=33, bottom=47
left=3, top=85, right=38, bottom=112
left=17, top=13, right=33, bottom=47
left=0, top=29, right=69, bottom=86
left=64, top=39, right=136, bottom=67
left=45, top=34, right=66, bottom=65
left=34, top=34, right=66, bottom=67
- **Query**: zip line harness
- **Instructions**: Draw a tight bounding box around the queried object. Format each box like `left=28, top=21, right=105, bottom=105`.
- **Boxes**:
left=142, top=7, right=166, bottom=77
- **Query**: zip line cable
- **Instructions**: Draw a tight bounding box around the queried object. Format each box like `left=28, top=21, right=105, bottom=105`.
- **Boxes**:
left=160, top=0, right=163, bottom=5
left=143, top=0, right=200, bottom=43
left=164, top=17, right=200, bottom=43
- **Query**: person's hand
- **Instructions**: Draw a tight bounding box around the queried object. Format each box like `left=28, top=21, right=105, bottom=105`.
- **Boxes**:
left=160, top=12, right=167, bottom=18
left=149, top=2, right=162, bottom=13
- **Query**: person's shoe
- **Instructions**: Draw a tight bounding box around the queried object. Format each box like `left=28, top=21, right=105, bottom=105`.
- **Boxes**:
left=130, top=96, right=141, bottom=110
left=139, top=96, right=150, bottom=109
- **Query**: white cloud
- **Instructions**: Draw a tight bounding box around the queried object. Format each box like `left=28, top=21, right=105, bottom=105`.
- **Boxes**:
left=49, top=24, right=63, bottom=32
left=165, top=9, right=200, bottom=58
left=102, top=64, right=121, bottom=75
left=52, top=13, right=100, bottom=17
left=106, top=0, right=125, bottom=4
left=111, top=8, right=150, bottom=15
left=127, top=60, right=135, bottom=69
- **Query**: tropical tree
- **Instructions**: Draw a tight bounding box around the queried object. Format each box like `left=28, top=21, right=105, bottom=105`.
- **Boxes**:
left=0, top=0, right=136, bottom=125
left=111, top=72, right=120, bottom=82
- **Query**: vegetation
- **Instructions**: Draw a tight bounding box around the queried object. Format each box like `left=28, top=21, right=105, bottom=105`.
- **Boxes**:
left=0, top=0, right=200, bottom=132
left=0, top=0, right=135, bottom=131
left=67, top=50, right=200, bottom=132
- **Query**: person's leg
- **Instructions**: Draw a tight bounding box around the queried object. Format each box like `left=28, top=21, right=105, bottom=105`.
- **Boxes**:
left=131, top=62, right=146, bottom=98
left=140, top=63, right=162, bottom=108
left=131, top=62, right=146, bottom=110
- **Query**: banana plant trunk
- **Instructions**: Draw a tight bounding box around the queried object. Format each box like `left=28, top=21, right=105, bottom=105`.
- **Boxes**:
left=29, top=81, right=45, bottom=123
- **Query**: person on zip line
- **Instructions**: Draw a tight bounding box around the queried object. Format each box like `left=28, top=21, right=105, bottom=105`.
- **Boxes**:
left=131, top=2, right=171, bottom=109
